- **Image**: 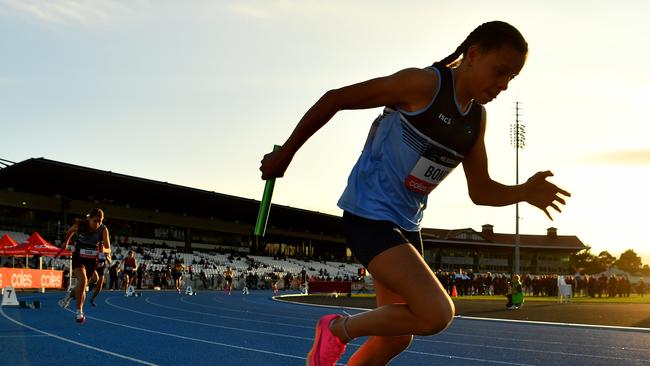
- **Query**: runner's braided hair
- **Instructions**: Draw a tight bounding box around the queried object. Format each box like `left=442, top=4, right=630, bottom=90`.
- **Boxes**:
left=433, top=21, right=528, bottom=68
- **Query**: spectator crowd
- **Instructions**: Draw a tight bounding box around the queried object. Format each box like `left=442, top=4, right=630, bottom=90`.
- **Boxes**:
left=434, top=269, right=643, bottom=298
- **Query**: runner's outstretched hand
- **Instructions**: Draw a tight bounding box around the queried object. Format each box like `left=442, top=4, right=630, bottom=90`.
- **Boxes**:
left=523, top=171, right=571, bottom=220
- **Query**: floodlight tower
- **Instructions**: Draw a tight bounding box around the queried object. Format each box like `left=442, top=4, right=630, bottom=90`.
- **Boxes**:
left=510, top=101, right=525, bottom=275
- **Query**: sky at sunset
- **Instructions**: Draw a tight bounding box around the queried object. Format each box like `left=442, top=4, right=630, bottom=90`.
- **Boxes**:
left=1, top=1, right=649, bottom=263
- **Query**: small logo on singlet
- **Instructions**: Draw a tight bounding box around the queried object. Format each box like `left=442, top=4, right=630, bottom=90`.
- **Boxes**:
left=438, top=113, right=452, bottom=125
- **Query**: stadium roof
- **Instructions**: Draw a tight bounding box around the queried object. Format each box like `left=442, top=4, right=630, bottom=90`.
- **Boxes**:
left=0, top=157, right=343, bottom=236
left=422, top=226, right=587, bottom=250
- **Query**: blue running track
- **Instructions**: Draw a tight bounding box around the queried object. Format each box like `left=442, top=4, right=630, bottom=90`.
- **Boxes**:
left=2, top=290, right=650, bottom=365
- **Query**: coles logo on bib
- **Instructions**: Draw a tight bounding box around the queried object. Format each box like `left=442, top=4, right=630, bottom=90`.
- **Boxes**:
left=404, top=143, right=461, bottom=195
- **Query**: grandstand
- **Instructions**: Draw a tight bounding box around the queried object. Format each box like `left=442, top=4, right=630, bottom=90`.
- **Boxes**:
left=0, top=230, right=28, bottom=243
left=107, top=244, right=364, bottom=287
left=0, top=227, right=365, bottom=291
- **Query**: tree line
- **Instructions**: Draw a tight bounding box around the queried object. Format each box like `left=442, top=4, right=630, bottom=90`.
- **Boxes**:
left=570, top=248, right=649, bottom=275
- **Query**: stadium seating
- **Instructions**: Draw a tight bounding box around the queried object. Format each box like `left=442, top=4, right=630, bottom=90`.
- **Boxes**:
left=2, top=233, right=368, bottom=291
left=0, top=230, right=29, bottom=244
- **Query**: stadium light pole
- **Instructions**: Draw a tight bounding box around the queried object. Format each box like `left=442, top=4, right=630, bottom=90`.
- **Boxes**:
left=510, top=101, right=525, bottom=275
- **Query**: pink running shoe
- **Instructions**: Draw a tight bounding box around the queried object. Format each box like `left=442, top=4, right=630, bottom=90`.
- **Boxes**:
left=306, top=314, right=346, bottom=366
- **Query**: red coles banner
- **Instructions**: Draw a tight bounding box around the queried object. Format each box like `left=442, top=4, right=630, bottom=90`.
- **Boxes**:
left=0, top=268, right=63, bottom=289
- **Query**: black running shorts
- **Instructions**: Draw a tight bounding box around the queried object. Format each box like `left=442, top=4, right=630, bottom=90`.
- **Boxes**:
left=342, top=211, right=423, bottom=269
left=72, top=254, right=97, bottom=276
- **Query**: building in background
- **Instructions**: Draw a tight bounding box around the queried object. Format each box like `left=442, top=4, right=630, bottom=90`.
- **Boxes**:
left=422, top=225, right=586, bottom=274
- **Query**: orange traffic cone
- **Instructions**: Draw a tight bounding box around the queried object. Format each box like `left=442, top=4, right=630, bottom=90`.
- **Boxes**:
left=451, top=285, right=458, bottom=298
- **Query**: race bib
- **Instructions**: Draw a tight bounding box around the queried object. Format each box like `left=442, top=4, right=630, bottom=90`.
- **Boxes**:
left=79, top=249, right=97, bottom=258
left=125, top=266, right=133, bottom=271
left=404, top=143, right=461, bottom=195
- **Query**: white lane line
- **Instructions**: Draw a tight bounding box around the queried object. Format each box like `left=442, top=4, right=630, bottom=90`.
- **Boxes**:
left=181, top=295, right=323, bottom=322
left=273, top=294, right=650, bottom=334
left=406, top=350, right=535, bottom=366
left=271, top=295, right=650, bottom=362
left=416, top=338, right=650, bottom=363
left=105, top=297, right=311, bottom=341
left=108, top=295, right=524, bottom=365
left=456, top=315, right=650, bottom=333
left=183, top=294, right=363, bottom=324
left=154, top=295, right=566, bottom=363
left=442, top=331, right=650, bottom=352
left=151, top=295, right=372, bottom=349
left=0, top=307, right=158, bottom=365
left=445, top=323, right=650, bottom=348
left=0, top=334, right=48, bottom=338
left=215, top=294, right=647, bottom=351
left=220, top=292, right=354, bottom=317
left=88, top=300, right=311, bottom=362
left=209, top=294, right=341, bottom=319
left=272, top=295, right=369, bottom=312
left=446, top=324, right=635, bottom=339
left=145, top=295, right=312, bottom=330
left=177, top=299, right=647, bottom=360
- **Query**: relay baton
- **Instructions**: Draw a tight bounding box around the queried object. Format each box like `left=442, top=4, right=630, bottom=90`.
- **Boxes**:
left=54, top=244, right=68, bottom=258
left=254, top=144, right=281, bottom=237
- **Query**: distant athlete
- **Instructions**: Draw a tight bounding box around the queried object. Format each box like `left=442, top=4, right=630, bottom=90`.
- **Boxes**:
left=123, top=250, right=137, bottom=296
left=224, top=266, right=234, bottom=295
left=272, top=272, right=280, bottom=294
left=172, top=258, right=184, bottom=294
left=58, top=208, right=109, bottom=323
